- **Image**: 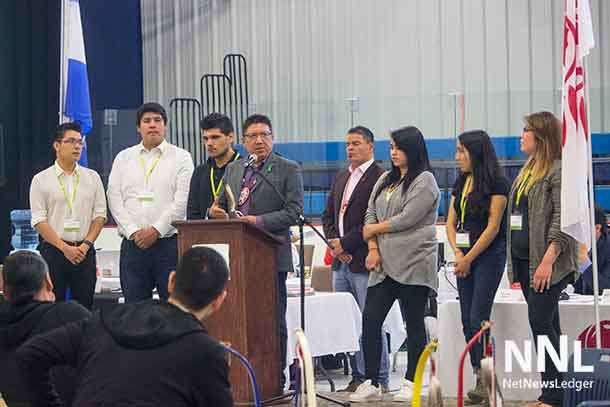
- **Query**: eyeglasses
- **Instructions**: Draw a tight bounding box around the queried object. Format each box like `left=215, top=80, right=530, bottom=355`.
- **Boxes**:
left=243, top=131, right=272, bottom=141
left=141, top=117, right=164, bottom=124
left=61, top=138, right=84, bottom=146
left=523, top=126, right=534, bottom=133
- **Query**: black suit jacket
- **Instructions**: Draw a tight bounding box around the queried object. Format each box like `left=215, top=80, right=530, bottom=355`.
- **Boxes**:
left=322, top=162, right=385, bottom=273
left=187, top=152, right=240, bottom=219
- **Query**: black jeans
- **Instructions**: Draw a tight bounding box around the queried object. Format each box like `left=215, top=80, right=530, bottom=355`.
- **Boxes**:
left=457, top=240, right=506, bottom=369
left=39, top=241, right=97, bottom=310
left=119, top=236, right=177, bottom=302
left=362, top=276, right=429, bottom=384
left=513, top=258, right=572, bottom=407
left=277, top=271, right=288, bottom=386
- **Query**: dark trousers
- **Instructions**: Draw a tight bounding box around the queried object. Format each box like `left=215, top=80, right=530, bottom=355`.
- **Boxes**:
left=513, top=258, right=571, bottom=407
left=277, top=271, right=288, bottom=385
left=457, top=241, right=506, bottom=370
left=39, top=241, right=97, bottom=310
left=119, top=236, right=177, bottom=303
left=362, top=276, right=429, bottom=384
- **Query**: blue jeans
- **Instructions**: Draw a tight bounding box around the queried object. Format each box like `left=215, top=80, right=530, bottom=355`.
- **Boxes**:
left=457, top=240, right=506, bottom=369
left=120, top=236, right=178, bottom=303
left=333, top=263, right=389, bottom=387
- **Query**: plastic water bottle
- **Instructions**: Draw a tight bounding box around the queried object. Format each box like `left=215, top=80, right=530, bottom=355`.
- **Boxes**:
left=10, top=209, right=39, bottom=251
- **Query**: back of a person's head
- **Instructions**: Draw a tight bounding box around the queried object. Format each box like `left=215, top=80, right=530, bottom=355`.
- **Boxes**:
left=171, top=247, right=229, bottom=311
left=2, top=251, right=48, bottom=305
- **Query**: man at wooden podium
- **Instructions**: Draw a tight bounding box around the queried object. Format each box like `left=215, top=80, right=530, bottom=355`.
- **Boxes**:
left=209, top=113, right=304, bottom=386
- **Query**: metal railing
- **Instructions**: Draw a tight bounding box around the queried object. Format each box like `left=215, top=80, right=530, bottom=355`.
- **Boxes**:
left=168, top=98, right=203, bottom=165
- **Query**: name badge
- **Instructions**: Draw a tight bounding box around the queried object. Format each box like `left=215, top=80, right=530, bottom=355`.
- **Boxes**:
left=137, top=191, right=155, bottom=203
left=510, top=214, right=523, bottom=230
left=64, top=220, right=81, bottom=232
left=456, top=231, right=470, bottom=248
left=495, top=288, right=525, bottom=303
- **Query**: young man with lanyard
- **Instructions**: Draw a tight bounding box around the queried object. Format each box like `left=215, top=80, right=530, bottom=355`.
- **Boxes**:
left=107, top=102, right=194, bottom=303
left=187, top=113, right=240, bottom=219
left=29, top=122, right=107, bottom=310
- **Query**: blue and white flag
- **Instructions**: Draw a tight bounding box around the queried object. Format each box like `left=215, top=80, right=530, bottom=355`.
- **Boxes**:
left=61, top=0, right=92, bottom=167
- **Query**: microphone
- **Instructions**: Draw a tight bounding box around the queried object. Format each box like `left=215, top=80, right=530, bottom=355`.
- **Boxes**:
left=244, top=154, right=258, bottom=168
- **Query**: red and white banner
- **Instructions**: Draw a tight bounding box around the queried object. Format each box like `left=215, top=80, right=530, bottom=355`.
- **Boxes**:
left=561, top=0, right=595, bottom=248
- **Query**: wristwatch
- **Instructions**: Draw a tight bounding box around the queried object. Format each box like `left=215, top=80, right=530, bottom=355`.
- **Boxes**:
left=83, top=239, right=94, bottom=249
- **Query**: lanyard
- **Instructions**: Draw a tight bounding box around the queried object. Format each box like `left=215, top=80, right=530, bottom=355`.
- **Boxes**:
left=210, top=153, right=240, bottom=198
left=385, top=176, right=405, bottom=201
left=57, top=171, right=80, bottom=214
left=459, top=175, right=472, bottom=226
left=138, top=152, right=161, bottom=185
left=515, top=170, right=532, bottom=207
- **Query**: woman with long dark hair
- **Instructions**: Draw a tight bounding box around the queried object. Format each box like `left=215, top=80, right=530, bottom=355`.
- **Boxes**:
left=349, top=126, right=439, bottom=403
left=507, top=111, right=578, bottom=407
left=446, top=130, right=510, bottom=404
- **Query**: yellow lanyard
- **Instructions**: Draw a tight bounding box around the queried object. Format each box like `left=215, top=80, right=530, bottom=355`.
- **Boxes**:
left=210, top=153, right=240, bottom=198
left=138, top=152, right=161, bottom=185
left=57, top=170, right=80, bottom=214
left=459, top=175, right=472, bottom=226
left=385, top=177, right=404, bottom=201
left=515, top=170, right=531, bottom=207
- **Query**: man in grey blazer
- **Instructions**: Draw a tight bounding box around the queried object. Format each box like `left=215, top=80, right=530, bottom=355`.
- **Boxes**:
left=209, top=113, right=304, bottom=386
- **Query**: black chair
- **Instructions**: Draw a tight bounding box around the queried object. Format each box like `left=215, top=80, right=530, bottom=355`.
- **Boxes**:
left=563, top=348, right=610, bottom=407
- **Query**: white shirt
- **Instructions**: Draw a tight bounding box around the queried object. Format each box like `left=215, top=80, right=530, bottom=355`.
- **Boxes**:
left=30, top=161, right=107, bottom=241
left=339, top=158, right=375, bottom=237
left=107, top=139, right=194, bottom=239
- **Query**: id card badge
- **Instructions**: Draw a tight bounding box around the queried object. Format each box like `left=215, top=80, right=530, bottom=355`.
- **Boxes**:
left=137, top=190, right=155, bottom=204
left=510, top=213, right=523, bottom=231
left=456, top=231, right=470, bottom=248
left=63, top=219, right=81, bottom=233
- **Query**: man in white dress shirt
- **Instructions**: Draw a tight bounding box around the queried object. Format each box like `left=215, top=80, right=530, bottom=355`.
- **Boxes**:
left=30, top=122, right=107, bottom=309
left=107, top=103, right=194, bottom=302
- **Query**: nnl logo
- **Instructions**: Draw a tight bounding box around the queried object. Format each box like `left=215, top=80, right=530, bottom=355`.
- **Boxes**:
left=505, top=336, right=594, bottom=373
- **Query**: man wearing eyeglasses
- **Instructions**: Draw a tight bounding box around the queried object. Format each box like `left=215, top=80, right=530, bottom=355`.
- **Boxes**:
left=209, top=113, right=304, bottom=387
left=29, top=122, right=107, bottom=309
left=107, top=102, right=194, bottom=303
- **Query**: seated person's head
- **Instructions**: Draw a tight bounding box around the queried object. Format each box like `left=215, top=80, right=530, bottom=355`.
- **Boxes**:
left=168, top=246, right=229, bottom=320
left=595, top=205, right=608, bottom=240
left=2, top=251, right=55, bottom=304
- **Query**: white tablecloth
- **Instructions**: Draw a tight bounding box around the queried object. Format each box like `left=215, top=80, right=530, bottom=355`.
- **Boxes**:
left=438, top=297, right=610, bottom=400
left=286, top=292, right=406, bottom=367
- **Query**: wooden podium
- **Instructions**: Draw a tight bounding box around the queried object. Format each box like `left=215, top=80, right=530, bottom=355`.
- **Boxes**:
left=173, top=219, right=283, bottom=403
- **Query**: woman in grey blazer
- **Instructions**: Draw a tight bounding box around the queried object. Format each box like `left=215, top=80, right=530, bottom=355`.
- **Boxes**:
left=507, top=111, right=578, bottom=407
left=348, top=126, right=440, bottom=403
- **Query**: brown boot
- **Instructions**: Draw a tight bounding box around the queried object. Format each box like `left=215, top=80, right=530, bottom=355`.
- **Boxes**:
left=338, top=377, right=363, bottom=393
left=465, top=375, right=488, bottom=405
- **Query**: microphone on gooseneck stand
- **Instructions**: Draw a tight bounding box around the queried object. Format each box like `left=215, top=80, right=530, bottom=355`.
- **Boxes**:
left=244, top=154, right=258, bottom=168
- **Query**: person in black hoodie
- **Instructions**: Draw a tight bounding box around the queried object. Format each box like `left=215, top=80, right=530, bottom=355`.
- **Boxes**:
left=0, top=250, right=91, bottom=407
left=16, top=246, right=232, bottom=407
